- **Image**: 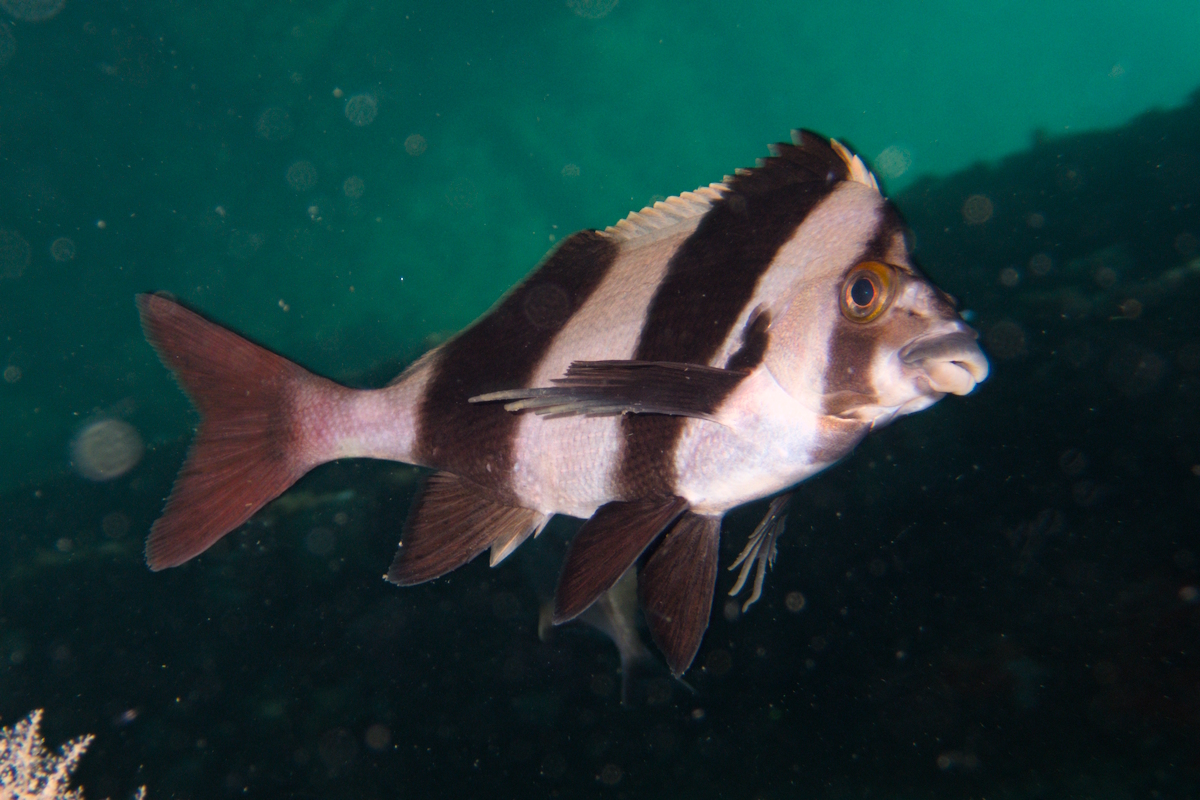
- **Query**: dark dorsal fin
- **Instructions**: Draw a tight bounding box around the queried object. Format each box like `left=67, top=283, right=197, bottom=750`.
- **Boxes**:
left=639, top=512, right=722, bottom=676
left=387, top=471, right=546, bottom=586
left=553, top=497, right=688, bottom=624
left=602, top=132, right=878, bottom=243
left=724, top=129, right=878, bottom=200
left=470, top=360, right=749, bottom=421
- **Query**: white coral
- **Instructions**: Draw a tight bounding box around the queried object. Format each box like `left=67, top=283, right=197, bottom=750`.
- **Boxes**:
left=0, top=712, right=145, bottom=800
left=0, top=710, right=93, bottom=800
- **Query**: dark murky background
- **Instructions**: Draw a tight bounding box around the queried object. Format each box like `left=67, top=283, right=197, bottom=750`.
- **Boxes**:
left=1, top=1, right=1198, bottom=797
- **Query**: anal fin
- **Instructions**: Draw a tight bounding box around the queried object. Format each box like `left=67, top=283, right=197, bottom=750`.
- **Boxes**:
left=639, top=512, right=722, bottom=676
left=553, top=496, right=688, bottom=624
left=387, top=472, right=547, bottom=586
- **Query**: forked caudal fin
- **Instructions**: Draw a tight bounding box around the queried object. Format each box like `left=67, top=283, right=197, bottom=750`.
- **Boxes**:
left=137, top=293, right=351, bottom=570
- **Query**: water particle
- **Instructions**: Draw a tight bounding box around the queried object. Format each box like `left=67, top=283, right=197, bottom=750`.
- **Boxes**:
left=50, top=236, right=75, bottom=261
left=364, top=724, right=391, bottom=751
left=998, top=267, right=1020, bottom=287
left=71, top=418, right=144, bottom=481
left=984, top=320, right=1027, bottom=360
left=705, top=649, right=732, bottom=676
left=286, top=160, right=317, bottom=191
left=0, top=228, right=31, bottom=278
left=1117, top=298, right=1142, bottom=320
left=1026, top=212, right=1045, bottom=229
left=962, top=194, right=994, bottom=225
left=255, top=107, right=293, bottom=141
left=561, top=163, right=580, bottom=178
left=1028, top=252, right=1053, bottom=276
left=568, top=0, right=617, bottom=18
left=1094, top=265, right=1118, bottom=289
left=404, top=134, right=427, bottom=156
left=1178, top=586, right=1199, bottom=604
left=304, top=527, right=335, bottom=556
left=785, top=591, right=806, bottom=612
left=522, top=282, right=570, bottom=329
left=875, top=145, right=912, bottom=179
left=344, top=93, right=378, bottom=126
left=598, top=763, right=622, bottom=786
left=3, top=365, right=20, bottom=383
left=0, top=0, right=65, bottom=22
left=343, top=175, right=364, bottom=199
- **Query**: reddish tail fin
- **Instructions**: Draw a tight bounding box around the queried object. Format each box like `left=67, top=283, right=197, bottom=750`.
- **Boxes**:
left=138, top=293, right=324, bottom=570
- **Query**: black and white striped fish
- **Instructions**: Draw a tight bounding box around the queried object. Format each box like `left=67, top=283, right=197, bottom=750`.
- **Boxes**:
left=138, top=131, right=988, bottom=676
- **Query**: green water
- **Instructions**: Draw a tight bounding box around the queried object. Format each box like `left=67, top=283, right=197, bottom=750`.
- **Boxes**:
left=2, top=1, right=1199, bottom=798
left=2, top=0, right=1198, bottom=491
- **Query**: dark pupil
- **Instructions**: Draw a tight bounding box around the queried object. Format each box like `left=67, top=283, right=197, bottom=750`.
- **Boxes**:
left=850, top=276, right=875, bottom=307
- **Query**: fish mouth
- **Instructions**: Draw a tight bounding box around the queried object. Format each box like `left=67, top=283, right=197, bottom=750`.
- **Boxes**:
left=900, top=330, right=990, bottom=395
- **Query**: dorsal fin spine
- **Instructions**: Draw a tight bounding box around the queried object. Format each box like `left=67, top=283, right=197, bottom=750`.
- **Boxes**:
left=829, top=138, right=880, bottom=192
left=604, top=135, right=880, bottom=243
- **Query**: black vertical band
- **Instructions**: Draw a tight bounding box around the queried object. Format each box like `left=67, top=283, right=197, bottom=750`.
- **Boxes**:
left=618, top=134, right=850, bottom=497
left=416, top=231, right=619, bottom=498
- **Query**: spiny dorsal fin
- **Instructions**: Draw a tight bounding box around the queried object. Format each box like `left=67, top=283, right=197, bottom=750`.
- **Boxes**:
left=603, top=131, right=879, bottom=244
left=725, top=129, right=881, bottom=199
left=828, top=137, right=880, bottom=192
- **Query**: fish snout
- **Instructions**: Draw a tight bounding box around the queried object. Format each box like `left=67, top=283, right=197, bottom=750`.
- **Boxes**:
left=900, top=330, right=990, bottom=396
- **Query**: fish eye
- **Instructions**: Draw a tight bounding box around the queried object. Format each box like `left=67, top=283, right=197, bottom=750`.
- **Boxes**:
left=840, top=261, right=895, bottom=323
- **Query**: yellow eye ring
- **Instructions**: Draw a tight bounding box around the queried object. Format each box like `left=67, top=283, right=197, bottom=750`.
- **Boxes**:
left=840, top=261, right=895, bottom=323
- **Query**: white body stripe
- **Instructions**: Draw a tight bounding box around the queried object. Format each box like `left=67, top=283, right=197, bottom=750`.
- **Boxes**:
left=510, top=219, right=705, bottom=515
left=673, top=366, right=840, bottom=514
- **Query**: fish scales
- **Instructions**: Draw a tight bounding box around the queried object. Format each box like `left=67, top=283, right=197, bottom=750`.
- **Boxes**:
left=137, top=130, right=989, bottom=677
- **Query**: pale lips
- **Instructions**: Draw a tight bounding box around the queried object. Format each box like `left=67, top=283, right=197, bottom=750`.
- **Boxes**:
left=901, top=331, right=990, bottom=396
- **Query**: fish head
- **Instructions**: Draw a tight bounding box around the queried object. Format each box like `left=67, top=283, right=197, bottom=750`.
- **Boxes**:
left=762, top=184, right=988, bottom=430
left=817, top=259, right=990, bottom=427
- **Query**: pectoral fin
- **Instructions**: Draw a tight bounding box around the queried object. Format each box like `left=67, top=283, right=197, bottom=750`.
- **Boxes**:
left=469, top=360, right=748, bottom=421
left=553, top=496, right=688, bottom=624
left=639, top=512, right=722, bottom=676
